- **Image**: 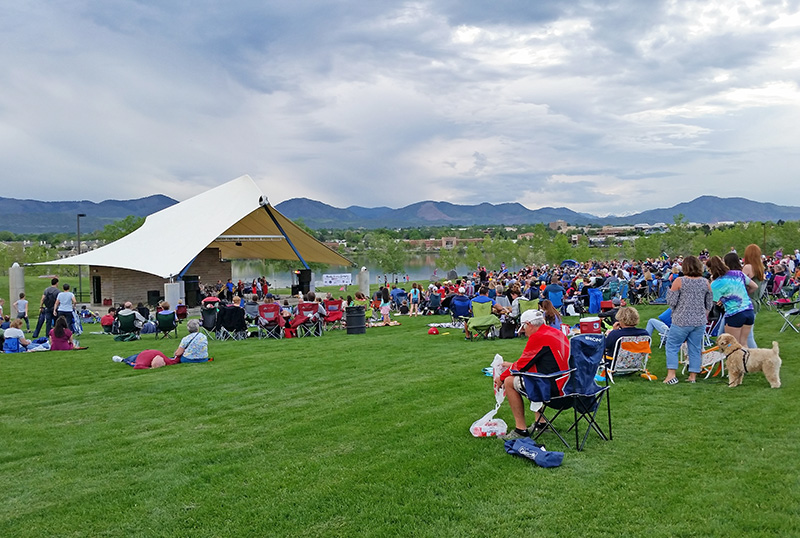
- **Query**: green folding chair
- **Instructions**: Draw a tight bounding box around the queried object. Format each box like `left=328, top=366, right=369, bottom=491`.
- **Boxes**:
left=466, top=301, right=501, bottom=340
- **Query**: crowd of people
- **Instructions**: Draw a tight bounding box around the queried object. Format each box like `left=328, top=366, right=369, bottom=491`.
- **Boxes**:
left=490, top=243, right=790, bottom=439
left=1, top=277, right=86, bottom=353
left=4, top=244, right=795, bottom=391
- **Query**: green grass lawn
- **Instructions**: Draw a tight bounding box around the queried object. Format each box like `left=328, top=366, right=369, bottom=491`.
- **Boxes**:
left=1, top=305, right=798, bottom=537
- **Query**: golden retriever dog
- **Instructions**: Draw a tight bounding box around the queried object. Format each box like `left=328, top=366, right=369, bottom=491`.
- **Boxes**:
left=716, top=333, right=782, bottom=388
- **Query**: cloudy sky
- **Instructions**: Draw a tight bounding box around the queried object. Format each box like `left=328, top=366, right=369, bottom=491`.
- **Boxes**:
left=3, top=1, right=800, bottom=216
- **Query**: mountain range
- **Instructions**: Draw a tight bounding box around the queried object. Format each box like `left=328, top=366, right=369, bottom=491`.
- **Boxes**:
left=274, top=195, right=800, bottom=229
left=1, top=194, right=799, bottom=235
left=0, top=195, right=177, bottom=234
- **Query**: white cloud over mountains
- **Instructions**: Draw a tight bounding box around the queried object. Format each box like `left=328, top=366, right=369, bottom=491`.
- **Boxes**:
left=2, top=0, right=799, bottom=216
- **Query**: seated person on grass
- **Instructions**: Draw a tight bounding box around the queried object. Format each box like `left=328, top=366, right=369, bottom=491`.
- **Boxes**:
left=49, top=316, right=75, bottom=351
left=470, top=287, right=495, bottom=314
left=158, top=301, right=177, bottom=320
left=603, top=306, right=649, bottom=357
left=494, top=285, right=512, bottom=316
left=174, top=319, right=210, bottom=363
left=539, top=299, right=562, bottom=330
left=101, top=308, right=116, bottom=333
left=3, top=318, right=31, bottom=352
left=117, top=302, right=146, bottom=329
left=495, top=309, right=571, bottom=441
left=645, top=307, right=672, bottom=339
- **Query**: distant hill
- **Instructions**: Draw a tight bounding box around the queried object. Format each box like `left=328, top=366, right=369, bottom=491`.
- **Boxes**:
left=0, top=195, right=177, bottom=234
left=605, top=196, right=800, bottom=225
left=276, top=196, right=800, bottom=229
left=3, top=193, right=799, bottom=235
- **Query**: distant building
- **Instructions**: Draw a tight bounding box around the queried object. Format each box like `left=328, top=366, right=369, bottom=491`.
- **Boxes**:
left=549, top=220, right=567, bottom=232
left=404, top=237, right=484, bottom=250
left=595, top=225, right=635, bottom=238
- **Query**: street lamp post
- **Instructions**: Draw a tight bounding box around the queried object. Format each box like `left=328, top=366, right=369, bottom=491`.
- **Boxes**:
left=77, top=213, right=86, bottom=302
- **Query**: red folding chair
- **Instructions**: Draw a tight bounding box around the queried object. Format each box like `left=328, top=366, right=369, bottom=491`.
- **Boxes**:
left=293, top=302, right=323, bottom=337
left=323, top=299, right=344, bottom=330
left=257, top=303, right=284, bottom=339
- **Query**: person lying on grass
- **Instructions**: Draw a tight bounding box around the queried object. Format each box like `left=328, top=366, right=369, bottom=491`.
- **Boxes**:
left=113, top=349, right=178, bottom=369
left=495, top=309, right=570, bottom=441
left=113, top=319, right=211, bottom=368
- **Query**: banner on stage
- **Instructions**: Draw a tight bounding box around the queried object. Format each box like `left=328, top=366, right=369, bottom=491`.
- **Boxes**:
left=323, top=273, right=352, bottom=286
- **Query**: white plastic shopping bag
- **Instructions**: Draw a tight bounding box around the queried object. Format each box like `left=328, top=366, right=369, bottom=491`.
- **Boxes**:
left=470, top=354, right=508, bottom=437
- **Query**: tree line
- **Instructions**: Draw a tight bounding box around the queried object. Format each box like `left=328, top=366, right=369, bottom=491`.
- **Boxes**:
left=2, top=214, right=797, bottom=277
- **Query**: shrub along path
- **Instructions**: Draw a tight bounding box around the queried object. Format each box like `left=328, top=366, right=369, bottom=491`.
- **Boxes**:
left=0, top=305, right=797, bottom=536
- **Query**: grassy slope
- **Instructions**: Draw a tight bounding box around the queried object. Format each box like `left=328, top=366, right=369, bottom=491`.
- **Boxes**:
left=1, top=304, right=798, bottom=537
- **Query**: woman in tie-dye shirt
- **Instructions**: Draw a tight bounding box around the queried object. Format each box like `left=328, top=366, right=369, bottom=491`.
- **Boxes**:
left=708, top=254, right=758, bottom=346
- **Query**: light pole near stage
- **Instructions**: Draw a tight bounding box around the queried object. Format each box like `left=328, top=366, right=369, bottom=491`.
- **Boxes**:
left=77, top=213, right=86, bottom=302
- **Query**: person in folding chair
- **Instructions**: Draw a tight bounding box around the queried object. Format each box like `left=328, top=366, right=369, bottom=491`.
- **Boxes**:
left=496, top=309, right=570, bottom=441
left=603, top=307, right=648, bottom=356
left=597, top=306, right=653, bottom=382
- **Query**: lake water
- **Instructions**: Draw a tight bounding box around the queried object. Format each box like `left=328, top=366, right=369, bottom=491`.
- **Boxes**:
left=232, top=256, right=517, bottom=288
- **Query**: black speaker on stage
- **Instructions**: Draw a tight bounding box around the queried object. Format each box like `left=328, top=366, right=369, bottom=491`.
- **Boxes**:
left=183, top=275, right=200, bottom=308
left=297, top=269, right=312, bottom=294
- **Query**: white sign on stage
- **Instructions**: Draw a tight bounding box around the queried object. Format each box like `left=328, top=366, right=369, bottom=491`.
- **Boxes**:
left=322, top=273, right=353, bottom=286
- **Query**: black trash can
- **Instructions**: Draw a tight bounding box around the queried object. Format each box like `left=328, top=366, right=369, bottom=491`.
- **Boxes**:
left=345, top=306, right=366, bottom=335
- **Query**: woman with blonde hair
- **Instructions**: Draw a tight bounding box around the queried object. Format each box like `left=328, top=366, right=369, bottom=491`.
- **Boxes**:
left=604, top=306, right=648, bottom=357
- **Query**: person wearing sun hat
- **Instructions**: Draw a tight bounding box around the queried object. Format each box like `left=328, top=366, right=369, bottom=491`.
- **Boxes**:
left=495, top=309, right=570, bottom=441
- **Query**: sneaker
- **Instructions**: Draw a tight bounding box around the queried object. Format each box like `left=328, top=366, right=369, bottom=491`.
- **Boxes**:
left=526, top=421, right=548, bottom=435
left=499, top=429, right=529, bottom=441
left=112, top=355, right=124, bottom=363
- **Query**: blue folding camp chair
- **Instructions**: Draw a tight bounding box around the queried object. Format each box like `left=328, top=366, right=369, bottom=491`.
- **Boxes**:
left=513, top=333, right=611, bottom=451
left=547, top=289, right=565, bottom=313
left=587, top=288, right=602, bottom=314
left=2, top=337, right=24, bottom=353
left=449, top=294, right=472, bottom=326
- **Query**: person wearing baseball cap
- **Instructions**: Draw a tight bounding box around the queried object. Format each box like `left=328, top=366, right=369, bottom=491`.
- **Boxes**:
left=495, top=308, right=570, bottom=441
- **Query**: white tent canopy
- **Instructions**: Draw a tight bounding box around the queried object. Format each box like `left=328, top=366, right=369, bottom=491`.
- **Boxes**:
left=37, top=175, right=352, bottom=278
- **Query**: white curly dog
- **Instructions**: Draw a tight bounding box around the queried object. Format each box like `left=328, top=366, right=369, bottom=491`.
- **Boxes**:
left=716, top=333, right=782, bottom=389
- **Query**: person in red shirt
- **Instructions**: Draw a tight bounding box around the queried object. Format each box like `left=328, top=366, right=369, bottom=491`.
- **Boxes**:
left=495, top=309, right=570, bottom=440
left=113, top=349, right=180, bottom=369
left=100, top=307, right=116, bottom=332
